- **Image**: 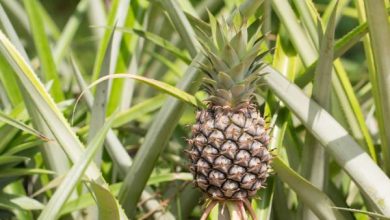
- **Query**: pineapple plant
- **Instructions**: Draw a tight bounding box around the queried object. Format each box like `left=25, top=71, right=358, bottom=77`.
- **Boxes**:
left=187, top=12, right=272, bottom=219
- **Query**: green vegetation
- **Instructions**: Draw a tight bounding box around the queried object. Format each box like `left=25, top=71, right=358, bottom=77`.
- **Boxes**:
left=0, top=0, right=389, bottom=219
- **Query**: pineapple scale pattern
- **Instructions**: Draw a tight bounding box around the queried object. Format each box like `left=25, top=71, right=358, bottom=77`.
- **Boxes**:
left=187, top=105, right=271, bottom=200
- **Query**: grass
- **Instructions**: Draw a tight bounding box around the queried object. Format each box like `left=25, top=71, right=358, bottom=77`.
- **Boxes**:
left=0, top=0, right=389, bottom=219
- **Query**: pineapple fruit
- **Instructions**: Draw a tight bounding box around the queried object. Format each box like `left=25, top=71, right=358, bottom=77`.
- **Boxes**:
left=187, top=12, right=272, bottom=218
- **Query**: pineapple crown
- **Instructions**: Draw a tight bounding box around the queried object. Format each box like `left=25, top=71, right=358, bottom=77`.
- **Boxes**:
left=194, top=11, right=268, bottom=109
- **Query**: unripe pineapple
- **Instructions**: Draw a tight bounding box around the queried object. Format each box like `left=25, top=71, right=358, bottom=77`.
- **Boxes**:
left=187, top=12, right=272, bottom=212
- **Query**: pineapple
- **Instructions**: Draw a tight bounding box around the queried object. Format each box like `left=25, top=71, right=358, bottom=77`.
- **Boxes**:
left=187, top=13, right=272, bottom=218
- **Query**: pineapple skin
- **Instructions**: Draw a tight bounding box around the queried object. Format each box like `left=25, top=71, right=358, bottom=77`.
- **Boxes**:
left=187, top=104, right=271, bottom=200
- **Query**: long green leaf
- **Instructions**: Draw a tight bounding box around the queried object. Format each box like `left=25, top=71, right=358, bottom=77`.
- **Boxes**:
left=91, top=0, right=130, bottom=80
left=87, top=25, right=115, bottom=167
left=273, top=157, right=345, bottom=219
left=0, top=156, right=29, bottom=167
left=60, top=183, right=122, bottom=216
left=0, top=30, right=99, bottom=178
left=301, top=4, right=338, bottom=219
left=261, top=9, right=390, bottom=86
left=74, top=74, right=203, bottom=115
left=126, top=28, right=192, bottom=64
left=291, top=0, right=319, bottom=48
left=159, top=0, right=199, bottom=57
left=0, top=193, right=44, bottom=210
left=60, top=183, right=174, bottom=219
left=71, top=58, right=175, bottom=219
left=117, top=53, right=203, bottom=217
left=291, top=3, right=379, bottom=165
left=0, top=168, right=54, bottom=178
left=333, top=207, right=390, bottom=220
left=112, top=95, right=165, bottom=128
left=273, top=0, right=377, bottom=164
left=23, top=0, right=64, bottom=101
left=3, top=140, right=42, bottom=156
left=263, top=65, right=390, bottom=215
left=0, top=29, right=128, bottom=218
left=105, top=4, right=142, bottom=114
left=89, top=182, right=121, bottom=220
left=0, top=0, right=30, bottom=34
left=35, top=2, right=60, bottom=39
left=38, top=114, right=121, bottom=220
left=0, top=54, right=22, bottom=106
left=271, top=0, right=317, bottom=66
left=147, top=173, right=192, bottom=185
left=53, top=0, right=89, bottom=64
left=0, top=111, right=49, bottom=141
left=363, top=0, right=390, bottom=174
left=31, top=175, right=65, bottom=198
left=0, top=0, right=72, bottom=176
left=3, top=182, right=35, bottom=220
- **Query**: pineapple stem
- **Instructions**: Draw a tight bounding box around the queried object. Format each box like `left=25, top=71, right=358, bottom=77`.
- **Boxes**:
left=243, top=199, right=258, bottom=220
left=200, top=200, right=218, bottom=220
left=200, top=199, right=258, bottom=220
left=236, top=201, right=247, bottom=220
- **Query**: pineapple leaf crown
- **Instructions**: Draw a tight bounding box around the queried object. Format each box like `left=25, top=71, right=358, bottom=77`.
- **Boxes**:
left=194, top=10, right=268, bottom=109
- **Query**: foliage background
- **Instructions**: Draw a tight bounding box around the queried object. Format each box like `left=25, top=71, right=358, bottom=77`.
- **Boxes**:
left=0, top=0, right=390, bottom=219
